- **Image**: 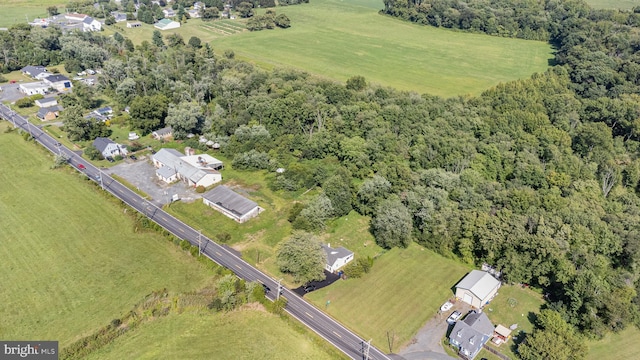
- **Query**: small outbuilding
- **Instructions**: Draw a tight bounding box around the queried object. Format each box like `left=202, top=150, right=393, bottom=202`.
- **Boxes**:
left=492, top=324, right=512, bottom=346
left=455, top=270, right=501, bottom=309
left=202, top=185, right=262, bottom=223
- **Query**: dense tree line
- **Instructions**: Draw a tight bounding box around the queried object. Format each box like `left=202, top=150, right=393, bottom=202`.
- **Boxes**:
left=3, top=1, right=640, bottom=346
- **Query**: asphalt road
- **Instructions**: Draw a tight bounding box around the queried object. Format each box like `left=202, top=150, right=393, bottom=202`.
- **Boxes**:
left=0, top=104, right=391, bottom=360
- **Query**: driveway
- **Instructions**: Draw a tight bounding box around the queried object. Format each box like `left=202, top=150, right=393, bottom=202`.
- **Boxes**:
left=0, top=83, right=26, bottom=103
left=398, top=300, right=474, bottom=360
left=103, top=158, right=202, bottom=206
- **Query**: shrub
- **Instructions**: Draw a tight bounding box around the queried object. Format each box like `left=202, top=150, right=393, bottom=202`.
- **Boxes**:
left=343, top=257, right=374, bottom=279
left=114, top=155, right=123, bottom=161
left=30, top=94, right=44, bottom=101
left=15, top=97, right=34, bottom=108
left=195, top=185, right=205, bottom=193
left=0, top=74, right=7, bottom=82
left=216, top=232, right=231, bottom=243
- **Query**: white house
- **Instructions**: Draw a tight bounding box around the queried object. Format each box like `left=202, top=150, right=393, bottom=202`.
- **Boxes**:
left=19, top=82, right=50, bottom=95
left=127, top=22, right=142, bottom=28
left=92, top=137, right=128, bottom=159
left=82, top=16, right=102, bottom=32
left=322, top=244, right=354, bottom=273
left=21, top=65, right=50, bottom=79
left=34, top=97, right=58, bottom=108
left=455, top=270, right=501, bottom=309
left=43, top=74, right=72, bottom=92
left=163, top=8, right=176, bottom=17
left=202, top=185, right=262, bottom=223
left=152, top=148, right=222, bottom=188
left=449, top=311, right=494, bottom=360
left=154, top=18, right=180, bottom=30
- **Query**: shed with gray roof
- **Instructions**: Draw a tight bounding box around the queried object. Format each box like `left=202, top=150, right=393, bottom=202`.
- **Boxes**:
left=202, top=185, right=262, bottom=223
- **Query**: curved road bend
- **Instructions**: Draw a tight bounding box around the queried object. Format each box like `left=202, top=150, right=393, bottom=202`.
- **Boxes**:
left=0, top=105, right=391, bottom=360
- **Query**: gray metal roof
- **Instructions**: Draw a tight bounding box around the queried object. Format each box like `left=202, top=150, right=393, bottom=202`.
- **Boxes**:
left=153, top=148, right=183, bottom=168
left=156, top=166, right=176, bottom=179
left=153, top=126, right=173, bottom=137
left=449, top=311, right=494, bottom=358
left=203, top=185, right=258, bottom=217
left=322, top=244, right=353, bottom=268
left=82, top=16, right=94, bottom=24
left=22, top=65, right=47, bottom=77
left=456, top=270, right=501, bottom=301
left=36, top=106, right=60, bottom=119
left=92, top=137, right=114, bottom=153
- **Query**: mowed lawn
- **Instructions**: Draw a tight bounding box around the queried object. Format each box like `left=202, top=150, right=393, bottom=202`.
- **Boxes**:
left=306, top=243, right=471, bottom=350
left=0, top=0, right=66, bottom=27
left=84, top=309, right=340, bottom=360
left=0, top=125, right=213, bottom=347
left=584, top=0, right=640, bottom=9
left=587, top=326, right=640, bottom=360
left=211, top=0, right=552, bottom=97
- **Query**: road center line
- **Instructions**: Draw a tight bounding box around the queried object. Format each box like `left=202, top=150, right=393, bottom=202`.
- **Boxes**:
left=305, top=312, right=314, bottom=318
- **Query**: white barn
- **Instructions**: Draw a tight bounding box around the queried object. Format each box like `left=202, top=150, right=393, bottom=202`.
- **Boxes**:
left=455, top=270, right=501, bottom=309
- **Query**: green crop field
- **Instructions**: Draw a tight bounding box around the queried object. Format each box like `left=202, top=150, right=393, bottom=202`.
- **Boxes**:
left=584, top=0, right=640, bottom=9
left=0, top=123, right=213, bottom=347
left=306, top=243, right=471, bottom=350
left=83, top=309, right=340, bottom=360
left=211, top=0, right=552, bottom=97
left=0, top=0, right=66, bottom=28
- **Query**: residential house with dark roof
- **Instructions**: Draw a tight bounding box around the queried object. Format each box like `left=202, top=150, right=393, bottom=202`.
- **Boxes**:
left=44, top=74, right=72, bottom=92
left=202, top=185, right=262, bottom=223
left=21, top=65, right=50, bottom=80
left=92, top=137, right=128, bottom=159
left=82, top=16, right=102, bottom=32
left=455, top=270, right=501, bottom=309
left=111, top=11, right=127, bottom=22
left=449, top=311, right=494, bottom=360
left=321, top=244, right=354, bottom=273
left=36, top=106, right=62, bottom=121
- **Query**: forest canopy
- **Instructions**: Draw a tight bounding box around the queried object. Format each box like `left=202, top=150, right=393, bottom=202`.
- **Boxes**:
left=2, top=0, right=640, bottom=343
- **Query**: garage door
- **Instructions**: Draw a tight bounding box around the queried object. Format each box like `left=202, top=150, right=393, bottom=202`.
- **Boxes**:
left=463, top=293, right=473, bottom=305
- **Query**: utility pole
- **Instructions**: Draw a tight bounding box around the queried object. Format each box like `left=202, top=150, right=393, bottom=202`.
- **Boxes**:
left=363, top=339, right=372, bottom=360
left=276, top=278, right=283, bottom=300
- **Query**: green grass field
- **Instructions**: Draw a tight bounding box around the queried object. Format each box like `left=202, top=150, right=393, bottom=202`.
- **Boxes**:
left=587, top=326, right=640, bottom=360
left=483, top=285, right=545, bottom=359
left=83, top=309, right=340, bottom=360
left=0, top=0, right=66, bottom=27
left=306, top=243, right=471, bottom=350
left=0, top=123, right=213, bottom=347
left=209, top=0, right=552, bottom=97
left=584, top=0, right=640, bottom=9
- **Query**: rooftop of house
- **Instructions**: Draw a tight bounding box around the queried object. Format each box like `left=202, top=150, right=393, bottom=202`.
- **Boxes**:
left=44, top=74, right=70, bottom=83
left=92, top=137, right=116, bottom=153
left=321, top=244, right=353, bottom=266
